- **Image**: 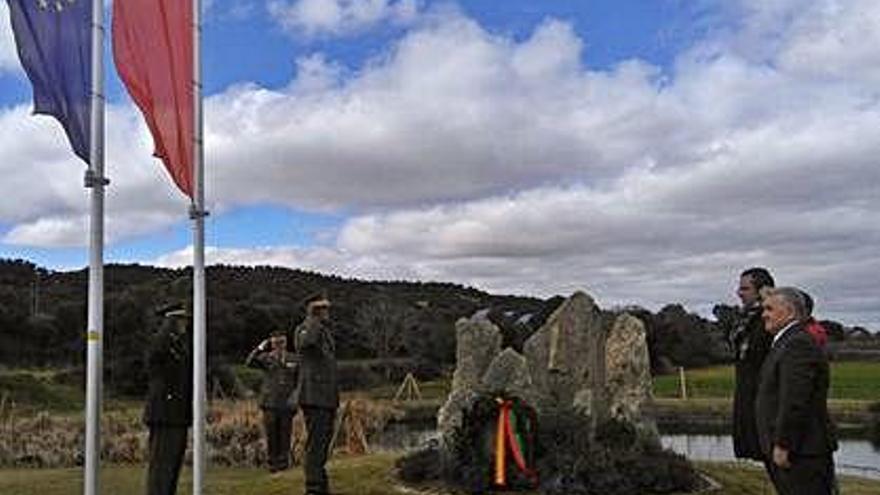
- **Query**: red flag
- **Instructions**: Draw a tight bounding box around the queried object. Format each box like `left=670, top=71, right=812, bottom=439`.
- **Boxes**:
left=112, top=0, right=194, bottom=198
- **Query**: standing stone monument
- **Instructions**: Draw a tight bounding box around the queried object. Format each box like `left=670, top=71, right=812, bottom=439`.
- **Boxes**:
left=437, top=314, right=502, bottom=437
left=438, top=290, right=658, bottom=447
left=605, top=313, right=658, bottom=438
left=523, top=291, right=601, bottom=412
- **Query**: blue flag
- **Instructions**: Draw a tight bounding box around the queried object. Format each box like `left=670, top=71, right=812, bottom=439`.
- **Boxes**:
left=6, top=0, right=92, bottom=164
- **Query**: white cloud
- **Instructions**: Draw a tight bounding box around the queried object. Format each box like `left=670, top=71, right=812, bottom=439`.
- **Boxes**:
left=268, top=0, right=420, bottom=37
left=0, top=104, right=193, bottom=246
left=0, top=2, right=21, bottom=73
left=205, top=15, right=680, bottom=209
left=697, top=0, right=880, bottom=86
left=5, top=0, right=880, bottom=328
left=775, top=0, right=880, bottom=84
left=201, top=1, right=880, bottom=328
left=153, top=244, right=419, bottom=282
left=4, top=216, right=87, bottom=247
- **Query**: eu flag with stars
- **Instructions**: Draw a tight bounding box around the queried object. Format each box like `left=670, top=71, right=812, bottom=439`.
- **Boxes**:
left=6, top=0, right=92, bottom=164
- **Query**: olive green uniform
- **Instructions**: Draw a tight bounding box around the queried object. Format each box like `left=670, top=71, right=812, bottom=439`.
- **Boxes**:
left=246, top=348, right=298, bottom=472
left=294, top=317, right=338, bottom=495
left=143, top=319, right=192, bottom=495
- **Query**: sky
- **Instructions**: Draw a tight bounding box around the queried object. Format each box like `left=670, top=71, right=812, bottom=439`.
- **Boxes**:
left=1, top=0, right=879, bottom=329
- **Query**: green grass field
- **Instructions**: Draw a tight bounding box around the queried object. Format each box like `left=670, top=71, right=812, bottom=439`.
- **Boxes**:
left=0, top=455, right=397, bottom=495
left=5, top=361, right=878, bottom=414
left=653, top=361, right=880, bottom=400
left=2, top=365, right=879, bottom=493
left=0, top=370, right=83, bottom=413
left=1, top=456, right=878, bottom=495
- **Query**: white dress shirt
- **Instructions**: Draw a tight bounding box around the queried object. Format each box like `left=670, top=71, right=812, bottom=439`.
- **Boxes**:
left=771, top=320, right=799, bottom=347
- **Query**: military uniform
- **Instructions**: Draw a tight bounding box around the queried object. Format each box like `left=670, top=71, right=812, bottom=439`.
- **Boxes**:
left=246, top=345, right=299, bottom=472
left=294, top=316, right=338, bottom=495
left=143, top=317, right=192, bottom=495
left=731, top=302, right=772, bottom=460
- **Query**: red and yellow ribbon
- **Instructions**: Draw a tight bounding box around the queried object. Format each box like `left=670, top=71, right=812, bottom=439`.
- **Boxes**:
left=494, top=399, right=508, bottom=486
left=493, top=398, right=538, bottom=488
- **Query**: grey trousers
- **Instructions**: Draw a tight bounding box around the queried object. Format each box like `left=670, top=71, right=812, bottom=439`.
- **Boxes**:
left=146, top=426, right=188, bottom=495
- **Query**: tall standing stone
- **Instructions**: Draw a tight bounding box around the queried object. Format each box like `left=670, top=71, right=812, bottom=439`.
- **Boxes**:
left=605, top=313, right=658, bottom=441
left=523, top=291, right=602, bottom=411
left=437, top=314, right=502, bottom=440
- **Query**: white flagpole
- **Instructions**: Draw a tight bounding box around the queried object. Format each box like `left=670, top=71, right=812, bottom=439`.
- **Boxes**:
left=84, top=0, right=107, bottom=492
left=192, top=0, right=207, bottom=492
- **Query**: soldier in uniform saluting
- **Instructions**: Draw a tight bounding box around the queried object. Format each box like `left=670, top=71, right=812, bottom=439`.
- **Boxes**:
left=143, top=304, right=192, bottom=495
left=293, top=292, right=339, bottom=495
left=245, top=329, right=299, bottom=474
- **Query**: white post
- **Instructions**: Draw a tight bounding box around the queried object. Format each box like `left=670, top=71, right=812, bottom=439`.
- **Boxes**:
left=678, top=366, right=688, bottom=400
left=192, top=0, right=207, bottom=492
left=84, top=0, right=106, bottom=492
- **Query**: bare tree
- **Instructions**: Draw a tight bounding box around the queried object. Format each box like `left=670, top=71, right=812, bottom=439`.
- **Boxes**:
left=355, top=297, right=413, bottom=379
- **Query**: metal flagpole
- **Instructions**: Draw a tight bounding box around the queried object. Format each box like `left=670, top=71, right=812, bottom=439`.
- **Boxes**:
left=84, top=0, right=108, bottom=492
left=191, top=0, right=208, bottom=492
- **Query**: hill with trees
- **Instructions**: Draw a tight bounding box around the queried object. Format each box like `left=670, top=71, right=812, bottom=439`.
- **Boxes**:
left=0, top=258, right=873, bottom=397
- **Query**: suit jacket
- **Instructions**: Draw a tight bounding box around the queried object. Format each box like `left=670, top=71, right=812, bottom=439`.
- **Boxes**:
left=293, top=317, right=339, bottom=409
left=247, top=349, right=299, bottom=411
left=755, top=323, right=836, bottom=458
left=143, top=320, right=193, bottom=427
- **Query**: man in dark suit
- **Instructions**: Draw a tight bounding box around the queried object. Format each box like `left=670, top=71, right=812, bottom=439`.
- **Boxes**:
left=144, top=305, right=192, bottom=495
left=246, top=330, right=299, bottom=474
left=731, top=267, right=775, bottom=461
left=294, top=292, right=339, bottom=495
left=756, top=287, right=836, bottom=495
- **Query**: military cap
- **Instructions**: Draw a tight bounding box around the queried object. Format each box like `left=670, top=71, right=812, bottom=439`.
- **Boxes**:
left=303, top=291, right=331, bottom=309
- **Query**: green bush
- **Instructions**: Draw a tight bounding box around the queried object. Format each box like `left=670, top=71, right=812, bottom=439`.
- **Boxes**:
left=0, top=372, right=82, bottom=412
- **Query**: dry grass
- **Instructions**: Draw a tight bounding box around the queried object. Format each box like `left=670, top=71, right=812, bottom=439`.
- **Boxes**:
left=0, top=397, right=401, bottom=469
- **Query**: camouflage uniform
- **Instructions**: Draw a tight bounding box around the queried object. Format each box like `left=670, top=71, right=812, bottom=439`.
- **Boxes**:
left=246, top=345, right=298, bottom=472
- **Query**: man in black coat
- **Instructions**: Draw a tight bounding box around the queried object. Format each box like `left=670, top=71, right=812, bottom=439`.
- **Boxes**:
left=756, top=287, right=836, bottom=495
left=294, top=292, right=339, bottom=495
left=731, top=267, right=775, bottom=461
left=143, top=306, right=192, bottom=495
left=245, top=330, right=299, bottom=474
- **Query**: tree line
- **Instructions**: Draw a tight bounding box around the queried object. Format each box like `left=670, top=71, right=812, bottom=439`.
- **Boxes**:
left=0, top=258, right=868, bottom=397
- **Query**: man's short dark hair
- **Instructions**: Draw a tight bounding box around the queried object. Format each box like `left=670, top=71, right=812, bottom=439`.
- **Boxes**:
left=741, top=267, right=775, bottom=291
left=800, top=290, right=814, bottom=317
